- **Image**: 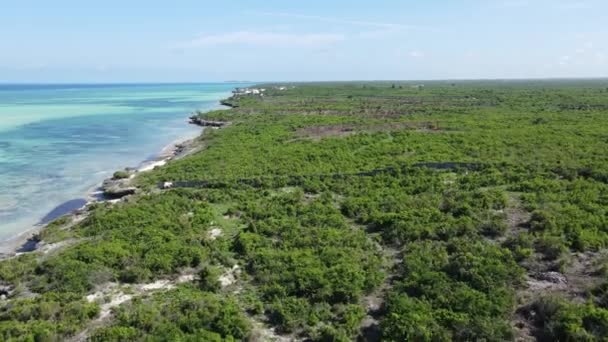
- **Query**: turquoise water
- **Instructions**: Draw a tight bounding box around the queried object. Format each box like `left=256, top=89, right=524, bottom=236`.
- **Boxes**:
left=0, top=83, right=241, bottom=245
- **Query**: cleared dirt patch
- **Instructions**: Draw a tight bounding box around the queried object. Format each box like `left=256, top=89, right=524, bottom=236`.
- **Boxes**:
left=357, top=246, right=401, bottom=342
left=249, top=320, right=297, bottom=342
left=294, top=122, right=446, bottom=140
left=508, top=189, right=608, bottom=341
left=69, top=272, right=198, bottom=342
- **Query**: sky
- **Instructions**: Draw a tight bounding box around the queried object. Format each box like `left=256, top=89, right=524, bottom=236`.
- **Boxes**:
left=1, top=0, right=607, bottom=82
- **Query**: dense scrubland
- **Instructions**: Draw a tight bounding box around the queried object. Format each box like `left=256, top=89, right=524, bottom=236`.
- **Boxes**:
left=1, top=80, right=608, bottom=341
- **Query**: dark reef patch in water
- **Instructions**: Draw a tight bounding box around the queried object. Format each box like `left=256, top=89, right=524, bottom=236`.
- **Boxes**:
left=39, top=198, right=87, bottom=225
left=16, top=238, right=39, bottom=253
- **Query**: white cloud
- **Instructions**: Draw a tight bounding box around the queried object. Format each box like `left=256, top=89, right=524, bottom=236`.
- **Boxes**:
left=174, top=31, right=345, bottom=49
left=555, top=35, right=607, bottom=68
left=555, top=2, right=593, bottom=10
left=558, top=55, right=571, bottom=66
left=254, top=11, right=433, bottom=31
left=358, top=29, right=400, bottom=39
left=500, top=0, right=530, bottom=8
left=408, top=50, right=426, bottom=58
left=499, top=0, right=594, bottom=10
left=11, top=62, right=49, bottom=70
left=464, top=50, right=477, bottom=59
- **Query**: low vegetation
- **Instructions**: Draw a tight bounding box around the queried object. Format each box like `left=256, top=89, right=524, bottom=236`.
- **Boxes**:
left=1, top=80, right=608, bottom=341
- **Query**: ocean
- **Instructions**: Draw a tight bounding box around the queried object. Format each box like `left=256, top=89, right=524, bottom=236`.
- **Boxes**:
left=0, top=83, right=242, bottom=247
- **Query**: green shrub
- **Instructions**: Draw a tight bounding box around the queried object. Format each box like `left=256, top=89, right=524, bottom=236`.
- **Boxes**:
left=112, top=170, right=130, bottom=180
left=532, top=297, right=608, bottom=341
left=536, top=235, right=567, bottom=260
left=530, top=210, right=557, bottom=232
left=199, top=266, right=221, bottom=292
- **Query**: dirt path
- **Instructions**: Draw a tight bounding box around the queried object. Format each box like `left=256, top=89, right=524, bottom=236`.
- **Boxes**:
left=68, top=272, right=196, bottom=342
left=505, top=192, right=608, bottom=341
left=358, top=246, right=401, bottom=342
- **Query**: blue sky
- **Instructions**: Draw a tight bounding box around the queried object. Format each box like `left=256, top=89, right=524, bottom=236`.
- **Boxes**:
left=1, top=0, right=607, bottom=82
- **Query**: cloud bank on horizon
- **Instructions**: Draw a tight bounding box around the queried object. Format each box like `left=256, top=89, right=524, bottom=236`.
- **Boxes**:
left=0, top=0, right=606, bottom=82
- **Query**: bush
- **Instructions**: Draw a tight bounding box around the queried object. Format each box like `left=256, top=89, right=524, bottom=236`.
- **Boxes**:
left=381, top=295, right=451, bottom=341
left=199, top=266, right=221, bottom=292
left=530, top=210, right=557, bottom=232
left=100, top=288, right=250, bottom=340
left=90, top=326, right=139, bottom=341
left=532, top=297, right=608, bottom=341
left=0, top=293, right=99, bottom=340
left=503, top=233, right=535, bottom=262
left=268, top=297, right=311, bottom=333
left=536, top=235, right=567, bottom=260
left=479, top=215, right=508, bottom=237
left=112, top=170, right=130, bottom=180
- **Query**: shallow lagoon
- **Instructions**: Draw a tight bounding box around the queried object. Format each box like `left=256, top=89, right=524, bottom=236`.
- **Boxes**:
left=0, top=83, right=241, bottom=245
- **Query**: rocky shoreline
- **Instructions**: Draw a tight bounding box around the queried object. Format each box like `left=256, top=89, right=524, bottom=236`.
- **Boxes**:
left=188, top=116, right=230, bottom=128
left=0, top=91, right=237, bottom=260
left=100, top=134, right=204, bottom=198
left=0, top=122, right=207, bottom=260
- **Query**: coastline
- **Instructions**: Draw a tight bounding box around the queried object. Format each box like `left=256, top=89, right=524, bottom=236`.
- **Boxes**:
left=0, top=119, right=208, bottom=259
left=0, top=84, right=237, bottom=259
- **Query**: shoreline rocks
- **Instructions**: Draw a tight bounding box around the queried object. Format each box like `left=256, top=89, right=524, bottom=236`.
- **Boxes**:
left=188, top=116, right=229, bottom=128
left=101, top=178, right=137, bottom=199
left=2, top=95, right=231, bottom=259
left=220, top=99, right=238, bottom=108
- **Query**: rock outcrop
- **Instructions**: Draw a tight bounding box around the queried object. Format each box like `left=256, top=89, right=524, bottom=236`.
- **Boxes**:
left=101, top=179, right=137, bottom=199
left=536, top=271, right=568, bottom=285
left=0, top=284, right=14, bottom=299
left=220, top=99, right=239, bottom=108
left=188, top=116, right=229, bottom=128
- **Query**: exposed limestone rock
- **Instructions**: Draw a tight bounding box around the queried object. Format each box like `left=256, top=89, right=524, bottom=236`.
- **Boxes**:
left=0, top=284, right=14, bottom=299
left=101, top=179, right=137, bottom=199
left=536, top=271, right=568, bottom=285
left=219, top=265, right=240, bottom=287
left=188, top=116, right=229, bottom=127
left=208, top=228, right=222, bottom=241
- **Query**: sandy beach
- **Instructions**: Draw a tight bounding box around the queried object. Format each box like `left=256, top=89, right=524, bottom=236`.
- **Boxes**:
left=0, top=126, right=204, bottom=258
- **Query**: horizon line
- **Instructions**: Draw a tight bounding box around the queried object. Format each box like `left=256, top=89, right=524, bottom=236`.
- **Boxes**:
left=1, top=76, right=608, bottom=86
